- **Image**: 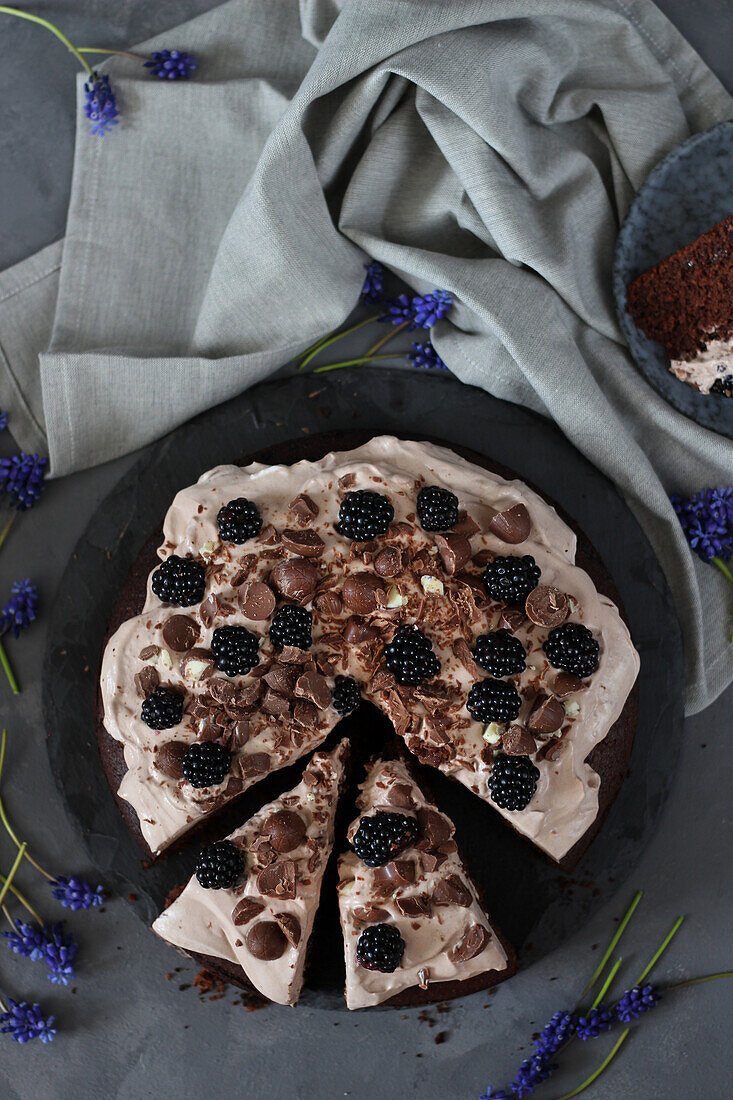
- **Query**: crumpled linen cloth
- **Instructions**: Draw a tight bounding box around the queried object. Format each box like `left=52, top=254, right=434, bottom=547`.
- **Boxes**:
left=1, top=0, right=732, bottom=713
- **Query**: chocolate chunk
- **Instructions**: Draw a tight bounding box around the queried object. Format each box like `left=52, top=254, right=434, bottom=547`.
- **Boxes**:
left=161, top=615, right=200, bottom=652
left=262, top=689, right=290, bottom=716
left=263, top=665, right=298, bottom=698
left=420, top=851, right=448, bottom=873
left=229, top=720, right=251, bottom=749
left=209, top=677, right=237, bottom=704
left=180, top=648, right=215, bottom=682
left=240, top=752, right=271, bottom=778
left=236, top=678, right=263, bottom=705
left=372, top=860, right=416, bottom=896
left=338, top=473, right=356, bottom=490
left=139, top=644, right=160, bottom=660
left=265, top=809, right=306, bottom=853
left=453, top=511, right=480, bottom=537
left=134, top=665, right=160, bottom=698
left=432, top=875, right=472, bottom=908
left=525, top=585, right=569, bottom=628
left=257, top=860, right=297, bottom=900
left=416, top=808, right=453, bottom=848
left=154, top=740, right=188, bottom=780
left=500, top=607, right=526, bottom=633
left=269, top=557, right=320, bottom=603
left=434, top=533, right=472, bottom=575
left=342, top=572, right=386, bottom=615
left=238, top=580, right=277, bottom=621
left=293, top=700, right=319, bottom=726
left=294, top=671, right=331, bottom=710
left=199, top=595, right=219, bottom=629
left=289, top=493, right=319, bottom=524
left=395, top=894, right=432, bottom=919
left=314, top=590, right=343, bottom=616
left=502, top=725, right=537, bottom=755
left=451, top=638, right=481, bottom=678
left=279, top=645, right=308, bottom=664
left=245, top=921, right=288, bottom=961
left=449, top=924, right=490, bottom=963
left=353, top=905, right=390, bottom=924
left=386, top=782, right=416, bottom=810
left=528, top=694, right=565, bottom=735
left=274, top=912, right=301, bottom=947
left=231, top=897, right=265, bottom=926
left=281, top=529, right=325, bottom=557
left=374, top=547, right=403, bottom=578
left=488, top=503, right=531, bottom=544
left=342, top=617, right=381, bottom=644
left=548, top=671, right=587, bottom=698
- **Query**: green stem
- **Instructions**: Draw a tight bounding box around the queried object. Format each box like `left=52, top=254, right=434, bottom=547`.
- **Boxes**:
left=78, top=47, right=146, bottom=61
left=552, top=1030, right=630, bottom=1100
left=0, top=514, right=15, bottom=553
left=298, top=315, right=378, bottom=370
left=0, top=844, right=26, bottom=910
left=0, top=7, right=92, bottom=74
left=712, top=557, right=733, bottom=585
left=579, top=891, right=642, bottom=1001
left=0, top=873, right=42, bottom=924
left=313, top=353, right=404, bottom=374
left=0, top=640, right=19, bottom=695
left=636, top=916, right=684, bottom=986
left=364, top=319, right=409, bottom=357
left=0, top=732, right=54, bottom=880
left=666, top=971, right=733, bottom=993
left=591, top=957, right=622, bottom=1009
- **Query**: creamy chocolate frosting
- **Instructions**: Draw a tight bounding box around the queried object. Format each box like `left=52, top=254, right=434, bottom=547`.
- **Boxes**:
left=100, top=436, right=639, bottom=860
left=152, top=741, right=348, bottom=1006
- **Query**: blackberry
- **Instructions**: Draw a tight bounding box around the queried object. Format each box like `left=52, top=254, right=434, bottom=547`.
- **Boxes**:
left=151, top=555, right=206, bottom=606
left=331, top=675, right=361, bottom=716
left=180, top=741, right=231, bottom=788
left=383, top=625, right=440, bottom=685
left=416, top=485, right=459, bottom=531
left=140, top=687, right=184, bottom=730
left=543, top=621, right=600, bottom=678
left=355, top=923, right=405, bottom=973
left=335, top=490, right=394, bottom=541
left=711, top=375, right=733, bottom=398
left=269, top=604, right=312, bottom=650
left=195, top=840, right=245, bottom=890
left=211, top=625, right=260, bottom=676
left=488, top=754, right=539, bottom=811
left=473, top=629, right=526, bottom=677
left=216, top=497, right=263, bottom=543
left=482, top=554, right=541, bottom=605
left=466, top=678, right=521, bottom=724
left=352, top=811, right=418, bottom=867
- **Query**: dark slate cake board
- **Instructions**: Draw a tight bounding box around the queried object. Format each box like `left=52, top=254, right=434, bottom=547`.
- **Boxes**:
left=42, top=368, right=684, bottom=1008
left=614, top=119, right=733, bottom=439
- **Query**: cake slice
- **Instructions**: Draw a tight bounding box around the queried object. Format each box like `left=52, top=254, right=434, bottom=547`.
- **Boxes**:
left=626, top=212, right=733, bottom=396
left=337, top=756, right=515, bottom=1009
left=152, top=740, right=348, bottom=1005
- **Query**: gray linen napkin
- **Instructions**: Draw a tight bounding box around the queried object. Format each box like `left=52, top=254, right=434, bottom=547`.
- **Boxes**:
left=1, top=0, right=732, bottom=713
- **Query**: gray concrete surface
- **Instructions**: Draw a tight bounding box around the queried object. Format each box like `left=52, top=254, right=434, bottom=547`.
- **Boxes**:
left=0, top=3, right=731, bottom=1098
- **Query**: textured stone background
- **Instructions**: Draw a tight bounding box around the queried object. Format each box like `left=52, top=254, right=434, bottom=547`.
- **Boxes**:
left=0, top=3, right=731, bottom=1098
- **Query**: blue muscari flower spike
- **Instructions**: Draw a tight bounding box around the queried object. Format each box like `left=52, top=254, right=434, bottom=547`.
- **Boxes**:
left=50, top=875, right=105, bottom=911
left=482, top=1008, right=575, bottom=1098
left=670, top=486, right=733, bottom=562
left=0, top=453, right=47, bottom=509
left=84, top=72, right=119, bottom=136
left=0, top=411, right=7, bottom=431
left=615, top=984, right=659, bottom=1023
left=0, top=580, right=38, bottom=638
left=361, top=261, right=384, bottom=305
left=409, top=341, right=447, bottom=371
left=574, top=1005, right=613, bottom=1041
left=0, top=1000, right=56, bottom=1043
left=2, top=920, right=78, bottom=985
left=380, top=289, right=453, bottom=330
left=534, top=1009, right=575, bottom=1058
left=144, top=49, right=198, bottom=80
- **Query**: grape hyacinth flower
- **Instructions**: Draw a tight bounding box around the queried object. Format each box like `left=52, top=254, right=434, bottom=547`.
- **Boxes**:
left=50, top=876, right=105, bottom=912
left=83, top=72, right=119, bottom=136
left=534, top=1009, right=575, bottom=1058
left=380, top=289, right=452, bottom=329
left=3, top=920, right=78, bottom=986
left=0, top=453, right=47, bottom=509
left=144, top=49, right=198, bottom=80
left=575, top=1005, right=614, bottom=1041
left=409, top=341, right=447, bottom=370
left=361, top=261, right=384, bottom=305
left=615, top=984, right=659, bottom=1023
left=0, top=580, right=38, bottom=639
left=0, top=411, right=7, bottom=432
left=671, top=486, right=733, bottom=563
left=0, top=1000, right=56, bottom=1044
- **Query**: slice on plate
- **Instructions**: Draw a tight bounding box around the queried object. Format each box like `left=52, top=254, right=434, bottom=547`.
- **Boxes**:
left=152, top=740, right=348, bottom=1005
left=337, top=755, right=515, bottom=1009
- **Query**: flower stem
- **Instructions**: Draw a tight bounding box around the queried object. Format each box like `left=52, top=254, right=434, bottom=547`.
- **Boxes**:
left=712, top=557, right=733, bottom=585
left=78, top=47, right=147, bottom=61
left=551, top=1030, right=630, bottom=1100
left=0, top=875, right=42, bottom=924
left=0, top=731, right=54, bottom=881
left=0, top=514, right=15, bottom=553
left=313, top=353, right=404, bottom=374
left=298, top=316, right=377, bottom=370
left=666, top=971, right=733, bottom=993
left=635, top=915, right=684, bottom=985
left=0, top=641, right=19, bottom=695
left=579, top=891, right=642, bottom=1001
left=364, top=319, right=409, bottom=357
left=0, top=7, right=92, bottom=74
left=0, top=844, right=26, bottom=911
left=590, top=957, right=622, bottom=1010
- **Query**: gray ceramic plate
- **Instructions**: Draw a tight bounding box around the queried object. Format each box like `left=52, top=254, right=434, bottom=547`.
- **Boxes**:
left=613, top=119, right=733, bottom=439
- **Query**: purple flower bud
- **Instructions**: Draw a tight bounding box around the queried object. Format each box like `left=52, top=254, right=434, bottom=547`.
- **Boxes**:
left=84, top=73, right=118, bottom=136
left=0, top=1000, right=56, bottom=1043
left=144, top=50, right=198, bottom=80
left=0, top=453, right=47, bottom=509
left=50, top=876, right=105, bottom=912
left=0, top=580, right=38, bottom=638
left=361, top=261, right=384, bottom=305
left=408, top=341, right=447, bottom=370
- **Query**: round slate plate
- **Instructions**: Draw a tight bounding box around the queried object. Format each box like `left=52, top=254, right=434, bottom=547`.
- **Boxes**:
left=42, top=368, right=684, bottom=1008
left=614, top=119, right=733, bottom=439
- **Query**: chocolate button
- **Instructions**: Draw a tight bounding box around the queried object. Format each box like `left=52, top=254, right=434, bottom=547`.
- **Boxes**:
left=342, top=572, right=386, bottom=615
left=265, top=810, right=306, bottom=853
left=432, top=875, right=472, bottom=908
left=449, top=924, right=490, bottom=963
left=342, top=617, right=380, bottom=644
left=489, top=503, right=531, bottom=544
left=528, top=694, right=565, bottom=735
left=231, top=897, right=265, bottom=926
left=502, top=725, right=537, bottom=755
left=434, top=534, right=472, bottom=575
left=525, top=585, right=569, bottom=628
left=353, top=905, right=391, bottom=924
left=238, top=580, right=276, bottom=621
left=154, top=740, right=188, bottom=780
left=385, top=782, right=416, bottom=810
left=395, top=894, right=432, bottom=919
left=269, top=557, right=320, bottom=603
left=263, top=665, right=298, bottom=698
left=314, top=590, right=343, bottom=616
left=281, top=529, right=325, bottom=557
left=549, top=671, right=587, bottom=698
left=161, top=615, right=200, bottom=652
left=374, top=547, right=403, bottom=578
left=245, top=921, right=288, bottom=961
left=257, top=860, right=297, bottom=899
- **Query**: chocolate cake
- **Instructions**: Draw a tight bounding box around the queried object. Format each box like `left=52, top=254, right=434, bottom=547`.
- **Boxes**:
left=626, top=212, right=733, bottom=396
left=153, top=741, right=349, bottom=1005
left=338, top=756, right=515, bottom=1008
left=99, top=436, right=640, bottom=868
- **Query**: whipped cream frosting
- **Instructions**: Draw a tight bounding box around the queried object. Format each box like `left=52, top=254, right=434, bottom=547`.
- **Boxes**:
left=338, top=758, right=511, bottom=1009
left=670, top=337, right=733, bottom=393
left=152, top=742, right=347, bottom=1006
left=100, top=436, right=639, bottom=861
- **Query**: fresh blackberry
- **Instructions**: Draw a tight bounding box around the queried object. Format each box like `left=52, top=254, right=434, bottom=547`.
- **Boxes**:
left=416, top=485, right=459, bottom=531
left=211, top=625, right=260, bottom=676
left=140, top=687, right=184, bottom=730
left=384, top=625, right=440, bottom=685
left=352, top=811, right=418, bottom=867
left=355, top=923, right=405, bottom=973
left=466, top=678, right=521, bottom=724
left=335, top=490, right=394, bottom=541
left=543, top=622, right=600, bottom=678
left=216, top=497, right=263, bottom=543
left=488, top=754, right=539, bottom=811
left=482, top=554, right=541, bottom=605
left=180, top=741, right=231, bottom=788
left=151, top=555, right=206, bottom=606
left=269, top=604, right=312, bottom=650
left=473, top=629, right=526, bottom=677
left=195, top=840, right=245, bottom=890
left=331, top=675, right=361, bottom=716
left=711, top=375, right=733, bottom=398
